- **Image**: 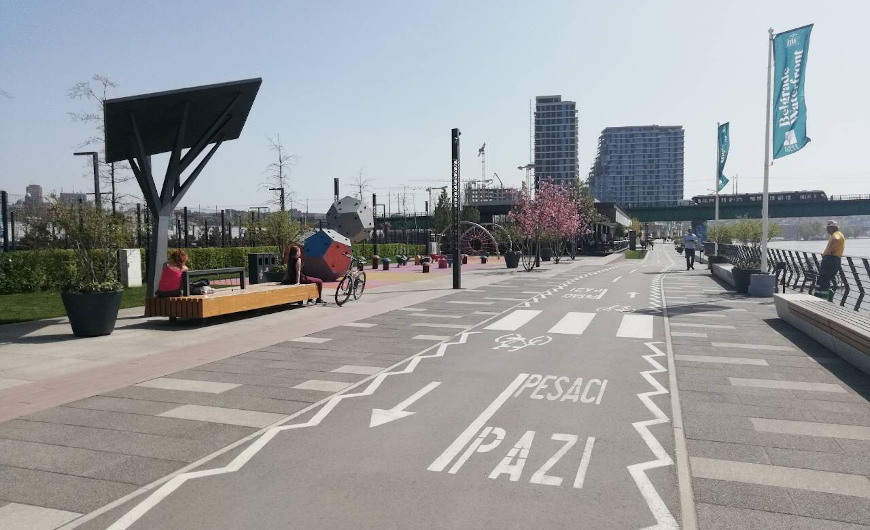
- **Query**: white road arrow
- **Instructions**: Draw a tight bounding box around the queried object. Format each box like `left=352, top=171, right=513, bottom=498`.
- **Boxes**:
left=370, top=381, right=441, bottom=427
left=628, top=292, right=638, bottom=299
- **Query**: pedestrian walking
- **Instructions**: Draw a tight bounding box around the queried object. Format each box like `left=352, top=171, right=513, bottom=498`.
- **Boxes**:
left=815, top=220, right=846, bottom=295
left=682, top=229, right=698, bottom=270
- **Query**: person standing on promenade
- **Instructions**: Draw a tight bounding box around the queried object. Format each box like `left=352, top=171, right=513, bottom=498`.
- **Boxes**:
left=816, top=220, right=846, bottom=294
left=682, top=229, right=698, bottom=270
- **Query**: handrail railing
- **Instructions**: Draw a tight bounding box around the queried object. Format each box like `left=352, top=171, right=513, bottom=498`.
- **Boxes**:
left=716, top=243, right=869, bottom=313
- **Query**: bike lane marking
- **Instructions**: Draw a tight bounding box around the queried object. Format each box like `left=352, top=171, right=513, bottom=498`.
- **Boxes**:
left=547, top=312, right=596, bottom=335
left=484, top=310, right=542, bottom=331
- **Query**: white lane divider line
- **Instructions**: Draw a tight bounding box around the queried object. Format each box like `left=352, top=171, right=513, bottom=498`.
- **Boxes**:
left=547, top=312, right=596, bottom=335
left=485, top=310, right=542, bottom=331
left=628, top=342, right=678, bottom=530
left=612, top=276, right=623, bottom=283
left=616, top=315, right=654, bottom=339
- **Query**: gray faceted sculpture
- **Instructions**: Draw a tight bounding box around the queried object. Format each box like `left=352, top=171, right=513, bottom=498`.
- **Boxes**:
left=326, top=196, right=374, bottom=243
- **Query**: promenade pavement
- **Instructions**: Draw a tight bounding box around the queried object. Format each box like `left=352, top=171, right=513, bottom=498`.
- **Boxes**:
left=1, top=247, right=870, bottom=529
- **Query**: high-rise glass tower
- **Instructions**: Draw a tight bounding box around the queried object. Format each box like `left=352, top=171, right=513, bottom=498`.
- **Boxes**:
left=534, top=95, right=578, bottom=187
left=588, top=125, right=684, bottom=206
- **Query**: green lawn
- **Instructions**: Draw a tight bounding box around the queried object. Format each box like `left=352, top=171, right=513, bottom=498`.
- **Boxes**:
left=0, top=287, right=146, bottom=324
left=625, top=250, right=646, bottom=259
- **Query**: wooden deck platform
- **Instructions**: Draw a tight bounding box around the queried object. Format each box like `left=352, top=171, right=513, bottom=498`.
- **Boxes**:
left=145, top=283, right=319, bottom=319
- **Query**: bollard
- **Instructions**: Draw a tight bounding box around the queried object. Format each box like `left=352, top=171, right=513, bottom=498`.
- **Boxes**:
left=438, top=257, right=448, bottom=269
left=461, top=254, right=468, bottom=265
left=372, top=255, right=380, bottom=270
left=381, top=257, right=391, bottom=271
left=481, top=255, right=487, bottom=264
left=422, top=263, right=430, bottom=273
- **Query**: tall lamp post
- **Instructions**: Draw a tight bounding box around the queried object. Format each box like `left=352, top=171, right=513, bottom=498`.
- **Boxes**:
left=269, top=187, right=286, bottom=212
left=74, top=151, right=100, bottom=210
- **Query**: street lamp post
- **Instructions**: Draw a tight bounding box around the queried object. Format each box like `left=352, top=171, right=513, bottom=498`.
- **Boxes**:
left=74, top=151, right=101, bottom=210
left=269, top=187, right=286, bottom=211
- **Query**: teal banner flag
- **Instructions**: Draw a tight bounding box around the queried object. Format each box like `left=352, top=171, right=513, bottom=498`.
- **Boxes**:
left=772, top=24, right=813, bottom=159
left=717, top=122, right=730, bottom=191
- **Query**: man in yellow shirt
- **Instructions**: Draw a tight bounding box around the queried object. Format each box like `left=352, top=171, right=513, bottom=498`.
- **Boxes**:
left=816, top=220, right=845, bottom=294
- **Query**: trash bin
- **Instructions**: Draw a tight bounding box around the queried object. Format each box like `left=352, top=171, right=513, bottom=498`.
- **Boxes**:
left=422, top=263, right=430, bottom=273
left=248, top=252, right=279, bottom=284
left=381, top=257, right=391, bottom=271
left=438, top=257, right=448, bottom=269
left=371, top=255, right=380, bottom=270
left=461, top=254, right=468, bottom=265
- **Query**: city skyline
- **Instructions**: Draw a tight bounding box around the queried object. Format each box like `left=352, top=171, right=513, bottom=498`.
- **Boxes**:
left=1, top=1, right=868, bottom=213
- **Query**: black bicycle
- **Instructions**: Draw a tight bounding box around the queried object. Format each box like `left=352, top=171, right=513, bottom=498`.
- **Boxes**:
left=335, top=254, right=368, bottom=306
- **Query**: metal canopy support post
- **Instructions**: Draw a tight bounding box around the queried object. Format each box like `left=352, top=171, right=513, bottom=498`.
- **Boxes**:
left=372, top=193, right=379, bottom=257
left=761, top=28, right=774, bottom=274
left=1, top=191, right=8, bottom=252
left=127, top=97, right=237, bottom=297
left=451, top=128, right=461, bottom=289
left=714, top=122, right=720, bottom=256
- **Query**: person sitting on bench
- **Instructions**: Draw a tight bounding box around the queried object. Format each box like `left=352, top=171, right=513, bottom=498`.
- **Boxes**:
left=156, top=249, right=189, bottom=297
left=283, top=245, right=326, bottom=305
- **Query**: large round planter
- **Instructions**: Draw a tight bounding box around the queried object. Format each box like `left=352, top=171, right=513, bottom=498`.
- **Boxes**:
left=61, top=291, right=123, bottom=337
left=748, top=273, right=776, bottom=297
left=505, top=252, right=520, bottom=269
left=540, top=248, right=553, bottom=262
left=732, top=268, right=761, bottom=294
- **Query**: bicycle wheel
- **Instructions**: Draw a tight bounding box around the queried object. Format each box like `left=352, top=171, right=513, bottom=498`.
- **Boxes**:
left=334, top=276, right=352, bottom=306
left=353, top=271, right=367, bottom=300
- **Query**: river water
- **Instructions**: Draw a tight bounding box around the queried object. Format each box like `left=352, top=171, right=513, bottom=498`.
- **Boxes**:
left=770, top=238, right=870, bottom=259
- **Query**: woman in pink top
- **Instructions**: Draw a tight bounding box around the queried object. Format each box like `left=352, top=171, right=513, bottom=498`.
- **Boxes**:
left=156, top=249, right=189, bottom=297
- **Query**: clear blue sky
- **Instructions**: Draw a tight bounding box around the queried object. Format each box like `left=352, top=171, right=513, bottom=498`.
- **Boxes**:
left=2, top=0, right=868, bottom=213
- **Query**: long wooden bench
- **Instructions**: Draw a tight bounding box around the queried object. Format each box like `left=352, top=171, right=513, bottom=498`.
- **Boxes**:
left=774, top=293, right=870, bottom=375
left=145, top=283, right=319, bottom=319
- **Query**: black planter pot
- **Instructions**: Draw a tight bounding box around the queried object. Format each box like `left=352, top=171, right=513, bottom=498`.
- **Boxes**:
left=61, top=291, right=123, bottom=337
left=505, top=252, right=520, bottom=269
left=540, top=248, right=553, bottom=261
left=263, top=271, right=285, bottom=282
left=732, top=268, right=761, bottom=294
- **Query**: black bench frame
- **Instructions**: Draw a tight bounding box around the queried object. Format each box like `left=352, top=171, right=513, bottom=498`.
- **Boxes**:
left=181, top=267, right=245, bottom=296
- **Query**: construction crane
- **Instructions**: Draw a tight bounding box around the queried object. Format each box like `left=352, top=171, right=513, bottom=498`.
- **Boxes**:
left=478, top=143, right=486, bottom=187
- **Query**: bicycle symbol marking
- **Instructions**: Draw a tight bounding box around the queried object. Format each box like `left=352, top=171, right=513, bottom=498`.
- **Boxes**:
left=493, top=333, right=553, bottom=352
left=596, top=305, right=633, bottom=313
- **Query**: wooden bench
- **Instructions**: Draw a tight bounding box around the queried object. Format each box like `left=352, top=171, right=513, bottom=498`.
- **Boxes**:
left=182, top=267, right=245, bottom=296
left=145, top=283, right=319, bottom=320
left=774, top=293, right=870, bottom=375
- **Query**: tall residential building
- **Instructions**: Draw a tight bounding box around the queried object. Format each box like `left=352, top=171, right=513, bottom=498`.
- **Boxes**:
left=25, top=184, right=43, bottom=206
left=534, top=95, right=578, bottom=187
left=588, top=125, right=684, bottom=207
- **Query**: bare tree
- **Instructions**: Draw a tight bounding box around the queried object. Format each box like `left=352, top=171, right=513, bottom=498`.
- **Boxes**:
left=261, top=134, right=297, bottom=211
left=67, top=74, right=134, bottom=213
left=346, top=167, right=376, bottom=204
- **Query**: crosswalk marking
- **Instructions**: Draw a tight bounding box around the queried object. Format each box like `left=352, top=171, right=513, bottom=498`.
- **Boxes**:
left=547, top=312, right=595, bottom=335
left=485, top=310, right=542, bottom=331
left=616, top=315, right=654, bottom=339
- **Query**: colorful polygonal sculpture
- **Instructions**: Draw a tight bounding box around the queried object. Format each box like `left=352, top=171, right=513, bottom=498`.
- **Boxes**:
left=326, top=196, right=374, bottom=243
left=302, top=229, right=352, bottom=281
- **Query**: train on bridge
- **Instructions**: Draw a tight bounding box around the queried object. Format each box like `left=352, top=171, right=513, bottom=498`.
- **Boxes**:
left=690, top=190, right=827, bottom=206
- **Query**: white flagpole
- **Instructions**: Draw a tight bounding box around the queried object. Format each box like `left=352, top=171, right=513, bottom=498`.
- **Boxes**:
left=715, top=122, right=720, bottom=256
left=761, top=28, right=774, bottom=274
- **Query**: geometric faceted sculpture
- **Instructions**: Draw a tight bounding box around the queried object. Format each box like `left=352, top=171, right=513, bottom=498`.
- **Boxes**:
left=326, top=196, right=373, bottom=243
left=302, top=229, right=351, bottom=281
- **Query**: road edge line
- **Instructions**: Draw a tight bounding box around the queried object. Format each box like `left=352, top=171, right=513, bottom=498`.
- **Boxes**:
left=660, top=253, right=698, bottom=530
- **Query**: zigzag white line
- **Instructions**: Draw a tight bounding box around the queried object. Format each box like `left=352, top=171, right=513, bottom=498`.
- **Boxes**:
left=627, top=341, right=678, bottom=530
left=106, top=332, right=479, bottom=530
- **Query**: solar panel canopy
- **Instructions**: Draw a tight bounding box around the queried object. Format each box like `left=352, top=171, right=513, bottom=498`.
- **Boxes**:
left=103, top=78, right=261, bottom=163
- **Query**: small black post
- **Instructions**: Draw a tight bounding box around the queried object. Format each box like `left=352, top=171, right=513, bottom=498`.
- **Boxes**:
left=183, top=206, right=189, bottom=248
left=333, top=178, right=339, bottom=202
left=425, top=200, right=429, bottom=216
left=10, top=211, right=15, bottom=251
left=175, top=215, right=181, bottom=247
left=372, top=193, right=379, bottom=257
left=110, top=162, right=116, bottom=214
left=136, top=203, right=142, bottom=248
left=204, top=218, right=209, bottom=247
left=1, top=191, right=8, bottom=252
left=220, top=210, right=226, bottom=247
left=250, top=211, right=255, bottom=246
left=451, top=128, right=461, bottom=289
left=228, top=220, right=233, bottom=247
left=91, top=153, right=100, bottom=211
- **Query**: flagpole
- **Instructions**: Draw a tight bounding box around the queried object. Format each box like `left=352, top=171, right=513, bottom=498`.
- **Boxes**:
left=715, top=122, right=720, bottom=256
left=761, top=28, right=774, bottom=274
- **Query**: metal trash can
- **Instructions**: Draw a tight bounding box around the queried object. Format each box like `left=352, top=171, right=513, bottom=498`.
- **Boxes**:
left=371, top=255, right=380, bottom=270
left=381, top=257, right=391, bottom=271
left=248, top=253, right=279, bottom=284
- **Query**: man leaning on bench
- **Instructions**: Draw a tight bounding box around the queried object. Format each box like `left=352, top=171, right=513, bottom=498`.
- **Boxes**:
left=145, top=249, right=319, bottom=320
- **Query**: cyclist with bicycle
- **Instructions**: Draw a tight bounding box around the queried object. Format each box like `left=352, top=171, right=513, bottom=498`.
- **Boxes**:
left=283, top=245, right=326, bottom=305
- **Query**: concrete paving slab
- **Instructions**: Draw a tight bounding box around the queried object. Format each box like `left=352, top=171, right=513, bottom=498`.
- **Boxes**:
left=711, top=342, right=797, bottom=352
left=288, top=337, right=332, bottom=344
left=0, top=378, right=30, bottom=390
left=788, top=489, right=870, bottom=526
left=691, top=457, right=870, bottom=498
left=292, top=380, right=351, bottom=392
left=410, top=323, right=471, bottom=329
left=676, top=355, right=769, bottom=366
left=671, top=322, right=737, bottom=329
left=0, top=502, right=80, bottom=530
left=0, top=465, right=137, bottom=513
left=158, top=404, right=285, bottom=428
left=332, top=365, right=382, bottom=375
left=697, top=502, right=870, bottom=530
left=750, top=417, right=870, bottom=441
left=340, top=322, right=377, bottom=328
left=135, top=377, right=240, bottom=394
left=412, top=335, right=450, bottom=341
left=729, top=377, right=847, bottom=393
left=671, top=331, right=709, bottom=337
left=694, top=477, right=796, bottom=514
